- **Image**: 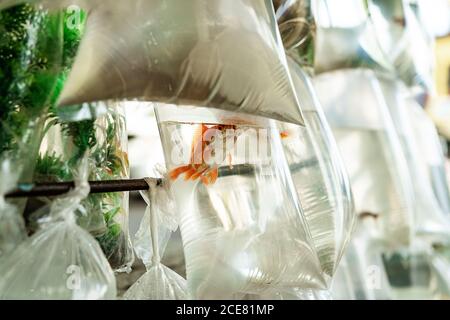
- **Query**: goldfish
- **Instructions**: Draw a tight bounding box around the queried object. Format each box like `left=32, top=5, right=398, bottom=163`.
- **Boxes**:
left=169, top=122, right=288, bottom=185
left=169, top=123, right=237, bottom=186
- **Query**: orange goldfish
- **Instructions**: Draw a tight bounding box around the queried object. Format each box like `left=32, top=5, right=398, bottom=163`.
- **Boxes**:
left=169, top=123, right=237, bottom=186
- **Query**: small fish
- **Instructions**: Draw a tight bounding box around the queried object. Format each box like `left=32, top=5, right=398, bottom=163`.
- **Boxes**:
left=280, top=130, right=290, bottom=139
left=169, top=123, right=237, bottom=186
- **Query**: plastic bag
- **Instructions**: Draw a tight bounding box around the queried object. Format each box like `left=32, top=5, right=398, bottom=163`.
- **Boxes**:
left=313, top=69, right=415, bottom=247
left=0, top=159, right=27, bottom=258
left=155, top=104, right=326, bottom=299
left=331, top=214, right=394, bottom=300
left=29, top=0, right=299, bottom=126
left=123, top=178, right=188, bottom=300
left=429, top=244, right=450, bottom=299
left=377, top=76, right=450, bottom=239
left=313, top=0, right=393, bottom=74
left=330, top=255, right=357, bottom=300
left=273, top=0, right=315, bottom=71
left=409, top=105, right=450, bottom=216
left=246, top=288, right=332, bottom=300
left=367, top=0, right=435, bottom=95
left=382, top=243, right=438, bottom=300
left=278, top=57, right=355, bottom=277
left=33, top=103, right=134, bottom=272
left=0, top=3, right=63, bottom=182
left=0, top=158, right=117, bottom=300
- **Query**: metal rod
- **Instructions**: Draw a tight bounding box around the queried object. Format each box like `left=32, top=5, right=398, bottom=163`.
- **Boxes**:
left=5, top=179, right=160, bottom=198
left=5, top=164, right=256, bottom=198
left=5, top=160, right=317, bottom=199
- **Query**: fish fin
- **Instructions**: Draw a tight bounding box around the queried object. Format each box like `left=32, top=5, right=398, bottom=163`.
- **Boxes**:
left=200, top=175, right=210, bottom=186
left=169, top=165, right=191, bottom=180
left=208, top=167, right=219, bottom=184
left=191, top=165, right=209, bottom=180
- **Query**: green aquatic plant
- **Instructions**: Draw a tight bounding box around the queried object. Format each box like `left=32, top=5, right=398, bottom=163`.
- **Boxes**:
left=35, top=108, right=132, bottom=271
left=0, top=4, right=63, bottom=174
left=1, top=3, right=132, bottom=271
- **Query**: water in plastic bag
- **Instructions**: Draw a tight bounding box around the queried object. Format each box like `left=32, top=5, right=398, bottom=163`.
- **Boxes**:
left=410, top=105, right=450, bottom=216
left=0, top=159, right=117, bottom=299
left=367, top=0, right=435, bottom=95
left=278, top=57, right=355, bottom=277
left=330, top=254, right=357, bottom=300
left=155, top=104, right=325, bottom=299
left=377, top=76, right=450, bottom=239
left=383, top=243, right=438, bottom=300
left=313, top=0, right=393, bottom=75
left=32, top=103, right=134, bottom=272
left=123, top=178, right=188, bottom=300
left=429, top=244, right=450, bottom=299
left=331, top=214, right=394, bottom=300
left=0, top=3, right=63, bottom=181
left=246, top=288, right=332, bottom=300
left=0, top=159, right=27, bottom=258
left=314, top=69, right=415, bottom=247
left=25, top=0, right=301, bottom=125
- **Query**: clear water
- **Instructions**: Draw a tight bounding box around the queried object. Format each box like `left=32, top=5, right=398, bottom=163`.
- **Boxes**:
left=279, top=110, right=354, bottom=276
left=157, top=120, right=325, bottom=299
left=332, top=128, right=414, bottom=245
left=429, top=165, right=450, bottom=214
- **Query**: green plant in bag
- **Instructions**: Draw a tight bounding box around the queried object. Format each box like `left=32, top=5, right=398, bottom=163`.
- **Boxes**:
left=35, top=108, right=133, bottom=272
left=30, top=7, right=133, bottom=271
left=0, top=4, right=63, bottom=176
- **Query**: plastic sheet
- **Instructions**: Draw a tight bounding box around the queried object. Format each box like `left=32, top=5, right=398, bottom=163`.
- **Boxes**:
left=23, top=0, right=301, bottom=125
left=32, top=103, right=134, bottom=272
left=0, top=159, right=117, bottom=299
left=155, top=104, right=325, bottom=299
left=278, top=57, right=355, bottom=277
left=123, top=178, right=188, bottom=300
left=314, top=69, right=415, bottom=247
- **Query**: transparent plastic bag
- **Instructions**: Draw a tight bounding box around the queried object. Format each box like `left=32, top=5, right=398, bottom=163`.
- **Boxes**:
left=246, top=288, right=332, bottom=300
left=273, top=0, right=315, bottom=71
left=0, top=159, right=117, bottom=300
left=331, top=215, right=394, bottom=300
left=33, top=103, right=134, bottom=272
left=123, top=178, right=188, bottom=300
left=382, top=242, right=438, bottom=300
left=32, top=0, right=302, bottom=126
left=409, top=105, right=450, bottom=217
left=367, top=0, right=435, bottom=95
left=429, top=244, right=450, bottom=299
left=0, top=3, right=63, bottom=182
left=313, top=69, right=415, bottom=247
left=312, top=0, right=393, bottom=74
left=155, top=104, right=326, bottom=299
left=330, top=255, right=357, bottom=300
left=377, top=76, right=450, bottom=239
left=278, top=57, right=355, bottom=277
left=0, top=159, right=27, bottom=258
